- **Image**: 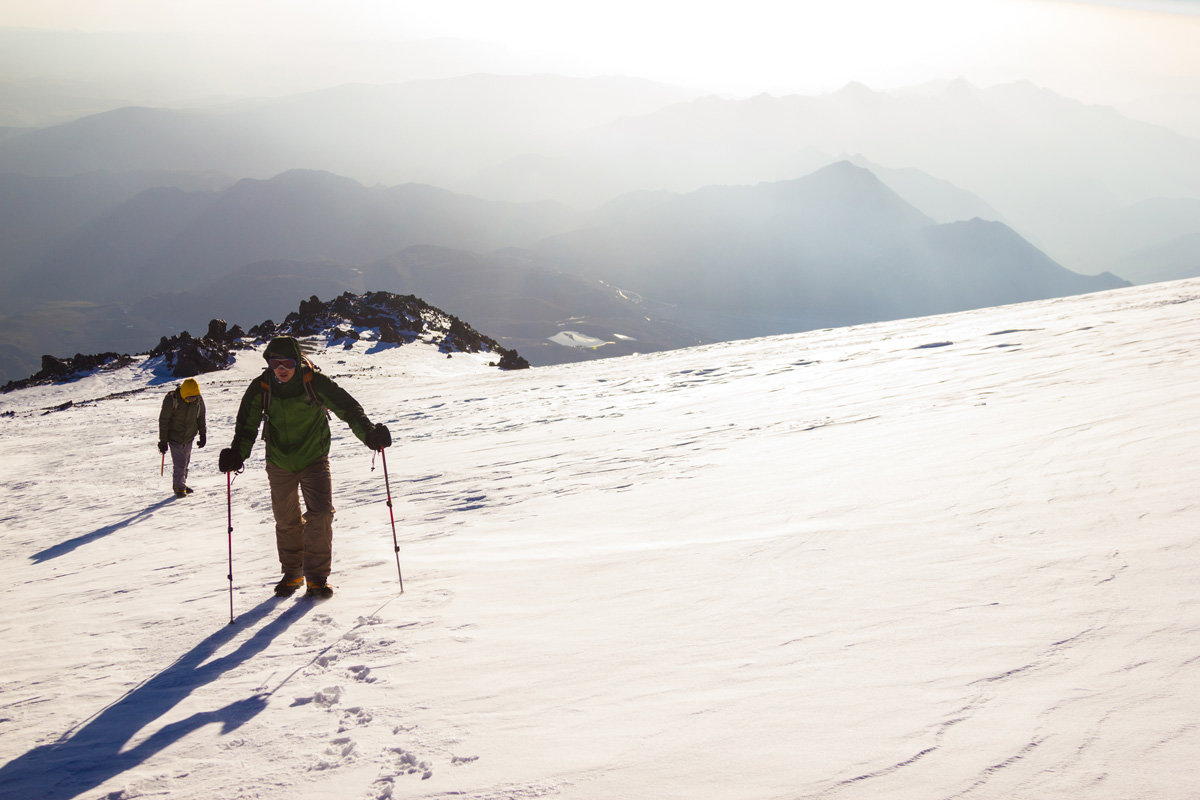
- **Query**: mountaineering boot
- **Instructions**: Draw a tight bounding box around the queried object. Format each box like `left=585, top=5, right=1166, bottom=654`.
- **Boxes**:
left=274, top=576, right=305, bottom=597
left=173, top=487, right=187, bottom=498
left=305, top=578, right=334, bottom=599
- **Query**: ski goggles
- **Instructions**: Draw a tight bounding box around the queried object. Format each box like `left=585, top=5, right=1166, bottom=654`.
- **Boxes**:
left=267, top=357, right=297, bottom=370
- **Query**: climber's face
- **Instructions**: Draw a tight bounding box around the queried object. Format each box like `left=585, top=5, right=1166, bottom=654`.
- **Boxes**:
left=268, top=357, right=296, bottom=383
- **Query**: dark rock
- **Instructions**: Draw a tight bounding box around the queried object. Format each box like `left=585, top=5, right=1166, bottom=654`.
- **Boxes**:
left=3, top=292, right=529, bottom=392
left=39, top=355, right=72, bottom=379
left=496, top=349, right=531, bottom=370
left=148, top=320, right=239, bottom=378
left=257, top=291, right=527, bottom=368
left=3, top=352, right=134, bottom=392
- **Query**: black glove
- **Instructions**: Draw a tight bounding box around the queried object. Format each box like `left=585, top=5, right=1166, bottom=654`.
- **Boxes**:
left=197, top=433, right=206, bottom=448
left=158, top=441, right=168, bottom=454
left=365, top=423, right=391, bottom=451
left=218, top=447, right=244, bottom=473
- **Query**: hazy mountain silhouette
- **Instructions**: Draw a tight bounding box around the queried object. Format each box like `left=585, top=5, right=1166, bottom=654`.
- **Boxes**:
left=0, top=170, right=232, bottom=310
left=18, top=169, right=579, bottom=302
left=0, top=161, right=1130, bottom=383
left=1084, top=198, right=1200, bottom=283
left=534, top=162, right=1127, bottom=339
left=1104, top=233, right=1200, bottom=285
left=0, top=29, right=662, bottom=128
left=116, top=162, right=1131, bottom=368
left=465, top=80, right=1200, bottom=272
left=3, top=75, right=1194, bottom=278
left=1117, top=90, right=1200, bottom=140
left=130, top=260, right=370, bottom=336
left=843, top=155, right=1009, bottom=225
left=0, top=74, right=701, bottom=185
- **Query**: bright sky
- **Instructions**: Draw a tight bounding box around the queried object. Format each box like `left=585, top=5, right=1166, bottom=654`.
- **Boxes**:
left=2, top=0, right=1198, bottom=102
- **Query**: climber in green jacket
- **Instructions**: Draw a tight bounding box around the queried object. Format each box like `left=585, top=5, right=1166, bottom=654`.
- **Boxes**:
left=219, top=336, right=391, bottom=599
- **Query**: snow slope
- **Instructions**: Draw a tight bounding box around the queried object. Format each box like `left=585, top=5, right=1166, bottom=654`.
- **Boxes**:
left=1, top=278, right=1199, bottom=800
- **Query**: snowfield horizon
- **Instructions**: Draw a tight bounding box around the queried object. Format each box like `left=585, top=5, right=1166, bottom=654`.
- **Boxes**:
left=2, top=278, right=1198, bottom=799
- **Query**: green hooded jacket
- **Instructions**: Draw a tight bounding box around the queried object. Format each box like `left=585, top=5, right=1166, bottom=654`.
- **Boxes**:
left=229, top=337, right=374, bottom=472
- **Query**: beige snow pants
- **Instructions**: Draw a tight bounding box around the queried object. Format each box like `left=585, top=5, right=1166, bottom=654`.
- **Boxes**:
left=266, top=456, right=335, bottom=582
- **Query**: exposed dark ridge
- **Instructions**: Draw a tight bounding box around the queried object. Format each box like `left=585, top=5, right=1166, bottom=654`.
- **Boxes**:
left=2, top=290, right=528, bottom=392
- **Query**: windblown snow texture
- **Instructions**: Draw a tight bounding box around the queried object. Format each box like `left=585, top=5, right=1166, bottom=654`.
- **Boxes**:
left=1, top=279, right=1198, bottom=799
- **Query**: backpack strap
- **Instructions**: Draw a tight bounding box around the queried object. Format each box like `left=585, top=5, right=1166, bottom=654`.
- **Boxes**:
left=301, top=364, right=331, bottom=419
left=259, top=374, right=272, bottom=458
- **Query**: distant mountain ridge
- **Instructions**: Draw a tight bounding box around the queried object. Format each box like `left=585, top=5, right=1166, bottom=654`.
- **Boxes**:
left=16, top=169, right=579, bottom=303
left=0, top=161, right=1129, bottom=384
left=3, top=75, right=1196, bottom=282
left=0, top=74, right=702, bottom=184
left=460, top=79, right=1200, bottom=270
left=535, top=163, right=1127, bottom=340
left=0, top=169, right=234, bottom=308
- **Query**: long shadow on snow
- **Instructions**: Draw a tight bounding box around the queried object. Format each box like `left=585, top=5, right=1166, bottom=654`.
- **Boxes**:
left=31, top=496, right=176, bottom=563
left=0, top=597, right=312, bottom=799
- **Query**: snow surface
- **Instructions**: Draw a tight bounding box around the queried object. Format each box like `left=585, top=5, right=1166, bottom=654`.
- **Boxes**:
left=2, top=278, right=1199, bottom=800
left=547, top=331, right=613, bottom=350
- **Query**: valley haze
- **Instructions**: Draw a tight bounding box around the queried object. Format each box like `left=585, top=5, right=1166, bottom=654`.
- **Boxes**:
left=0, top=1, right=1199, bottom=385
left=1, top=1, right=1199, bottom=796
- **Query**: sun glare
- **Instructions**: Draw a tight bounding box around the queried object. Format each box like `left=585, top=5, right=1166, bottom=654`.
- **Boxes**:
left=384, top=0, right=1030, bottom=94
left=0, top=0, right=1196, bottom=101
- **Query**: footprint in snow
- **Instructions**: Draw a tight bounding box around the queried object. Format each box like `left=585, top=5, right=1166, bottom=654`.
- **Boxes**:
left=314, top=685, right=343, bottom=707
left=292, top=685, right=343, bottom=708
left=348, top=664, right=377, bottom=683
left=311, top=736, right=357, bottom=771
left=294, top=613, right=337, bottom=646
left=337, top=706, right=374, bottom=732
left=372, top=746, right=433, bottom=795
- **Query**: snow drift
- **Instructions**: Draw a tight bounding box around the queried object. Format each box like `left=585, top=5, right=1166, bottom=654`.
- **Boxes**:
left=1, top=278, right=1198, bottom=799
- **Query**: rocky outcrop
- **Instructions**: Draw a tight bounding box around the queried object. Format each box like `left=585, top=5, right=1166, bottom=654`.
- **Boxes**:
left=248, top=291, right=529, bottom=368
left=5, top=352, right=136, bottom=391
left=146, top=318, right=248, bottom=379
left=2, top=291, right=528, bottom=391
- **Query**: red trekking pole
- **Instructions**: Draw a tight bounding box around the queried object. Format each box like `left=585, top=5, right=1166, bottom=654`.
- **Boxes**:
left=226, top=470, right=235, bottom=624
left=380, top=448, right=404, bottom=592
